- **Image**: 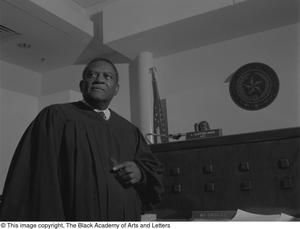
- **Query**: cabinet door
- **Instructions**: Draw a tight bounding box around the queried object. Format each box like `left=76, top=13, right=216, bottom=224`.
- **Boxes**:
left=233, top=137, right=300, bottom=215
left=269, top=137, right=300, bottom=215
left=155, top=144, right=236, bottom=217
left=154, top=137, right=300, bottom=217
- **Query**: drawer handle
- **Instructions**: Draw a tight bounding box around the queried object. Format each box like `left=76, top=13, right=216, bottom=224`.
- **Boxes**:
left=205, top=183, right=216, bottom=192
left=240, top=180, right=253, bottom=191
left=170, top=167, right=181, bottom=176
left=239, top=162, right=250, bottom=172
left=278, top=159, right=290, bottom=169
left=203, top=164, right=214, bottom=174
left=281, top=177, right=293, bottom=189
left=172, top=184, right=182, bottom=193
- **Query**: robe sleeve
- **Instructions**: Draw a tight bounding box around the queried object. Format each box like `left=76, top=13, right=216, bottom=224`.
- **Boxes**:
left=0, top=105, right=66, bottom=221
left=133, top=129, right=164, bottom=211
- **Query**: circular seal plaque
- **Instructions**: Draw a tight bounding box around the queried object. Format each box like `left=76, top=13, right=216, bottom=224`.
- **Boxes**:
left=229, top=63, right=279, bottom=110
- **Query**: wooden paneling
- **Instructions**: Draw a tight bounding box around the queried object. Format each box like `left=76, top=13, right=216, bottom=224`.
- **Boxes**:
left=150, top=127, right=300, bottom=219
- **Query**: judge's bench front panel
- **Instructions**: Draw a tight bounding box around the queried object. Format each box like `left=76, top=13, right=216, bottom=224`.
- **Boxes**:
left=150, top=127, right=300, bottom=219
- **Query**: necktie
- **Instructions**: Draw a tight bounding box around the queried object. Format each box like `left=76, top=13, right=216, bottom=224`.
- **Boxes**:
left=98, top=111, right=106, bottom=120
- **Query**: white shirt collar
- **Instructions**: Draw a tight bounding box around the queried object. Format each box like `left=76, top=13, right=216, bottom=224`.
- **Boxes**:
left=81, top=100, right=111, bottom=120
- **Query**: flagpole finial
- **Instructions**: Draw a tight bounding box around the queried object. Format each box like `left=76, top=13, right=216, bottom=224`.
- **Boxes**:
left=149, top=66, right=157, bottom=74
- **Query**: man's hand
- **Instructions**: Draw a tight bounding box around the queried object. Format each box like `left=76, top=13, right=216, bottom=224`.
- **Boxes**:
left=112, top=161, right=142, bottom=185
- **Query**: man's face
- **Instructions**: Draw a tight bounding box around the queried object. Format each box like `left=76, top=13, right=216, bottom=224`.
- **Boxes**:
left=80, top=60, right=119, bottom=106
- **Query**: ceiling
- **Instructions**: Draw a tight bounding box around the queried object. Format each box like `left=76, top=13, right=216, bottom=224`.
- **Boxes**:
left=0, top=0, right=91, bottom=72
left=0, top=0, right=126, bottom=73
left=0, top=0, right=299, bottom=73
left=70, top=0, right=120, bottom=15
left=106, top=0, right=300, bottom=59
left=71, top=0, right=109, bottom=9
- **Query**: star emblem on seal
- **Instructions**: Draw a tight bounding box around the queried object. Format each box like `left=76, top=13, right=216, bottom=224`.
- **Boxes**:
left=243, top=74, right=264, bottom=95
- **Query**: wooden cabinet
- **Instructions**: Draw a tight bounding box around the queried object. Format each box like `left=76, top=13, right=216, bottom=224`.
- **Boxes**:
left=150, top=127, right=300, bottom=219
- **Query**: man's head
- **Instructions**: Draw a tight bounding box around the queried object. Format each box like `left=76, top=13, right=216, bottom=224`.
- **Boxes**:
left=80, top=58, right=119, bottom=109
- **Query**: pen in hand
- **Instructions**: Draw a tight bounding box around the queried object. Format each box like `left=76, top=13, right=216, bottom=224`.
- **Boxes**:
left=110, top=157, right=142, bottom=185
left=110, top=157, right=126, bottom=176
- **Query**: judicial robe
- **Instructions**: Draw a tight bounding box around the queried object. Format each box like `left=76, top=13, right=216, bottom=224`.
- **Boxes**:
left=0, top=102, right=164, bottom=221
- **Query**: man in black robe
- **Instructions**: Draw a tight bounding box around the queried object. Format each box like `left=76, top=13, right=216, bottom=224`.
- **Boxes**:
left=0, top=58, right=164, bottom=221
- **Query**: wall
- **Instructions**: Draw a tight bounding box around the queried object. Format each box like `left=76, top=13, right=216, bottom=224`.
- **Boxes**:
left=39, top=90, right=79, bottom=109
left=0, top=61, right=42, bottom=193
left=155, top=23, right=300, bottom=135
left=0, top=60, right=42, bottom=96
left=42, top=65, right=83, bottom=95
left=0, top=89, right=39, bottom=193
left=109, top=63, right=131, bottom=121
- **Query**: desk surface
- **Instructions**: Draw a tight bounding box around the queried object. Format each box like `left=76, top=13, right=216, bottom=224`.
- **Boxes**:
left=150, top=127, right=300, bottom=153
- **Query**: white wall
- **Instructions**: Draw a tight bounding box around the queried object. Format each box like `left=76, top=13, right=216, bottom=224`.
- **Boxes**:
left=0, top=89, right=39, bottom=193
left=155, top=23, right=300, bottom=135
left=0, top=61, right=41, bottom=193
left=0, top=60, right=42, bottom=96
left=42, top=65, right=83, bottom=95
left=109, top=64, right=131, bottom=121
left=39, top=90, right=77, bottom=110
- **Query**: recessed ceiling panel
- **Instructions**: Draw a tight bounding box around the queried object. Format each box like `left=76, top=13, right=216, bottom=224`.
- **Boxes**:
left=0, top=0, right=90, bottom=72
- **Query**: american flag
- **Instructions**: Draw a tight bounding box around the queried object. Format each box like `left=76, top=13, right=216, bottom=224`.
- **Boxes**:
left=150, top=67, right=169, bottom=144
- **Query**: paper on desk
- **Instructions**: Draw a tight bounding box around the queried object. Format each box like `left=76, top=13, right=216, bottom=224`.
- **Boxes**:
left=141, top=213, right=157, bottom=221
left=279, top=213, right=294, bottom=221
left=232, top=209, right=281, bottom=221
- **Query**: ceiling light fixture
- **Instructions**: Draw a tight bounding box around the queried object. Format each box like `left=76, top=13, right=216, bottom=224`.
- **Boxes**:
left=17, top=43, right=32, bottom=48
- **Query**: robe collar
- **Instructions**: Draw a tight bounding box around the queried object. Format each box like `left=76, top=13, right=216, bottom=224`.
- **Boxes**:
left=81, top=100, right=111, bottom=120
